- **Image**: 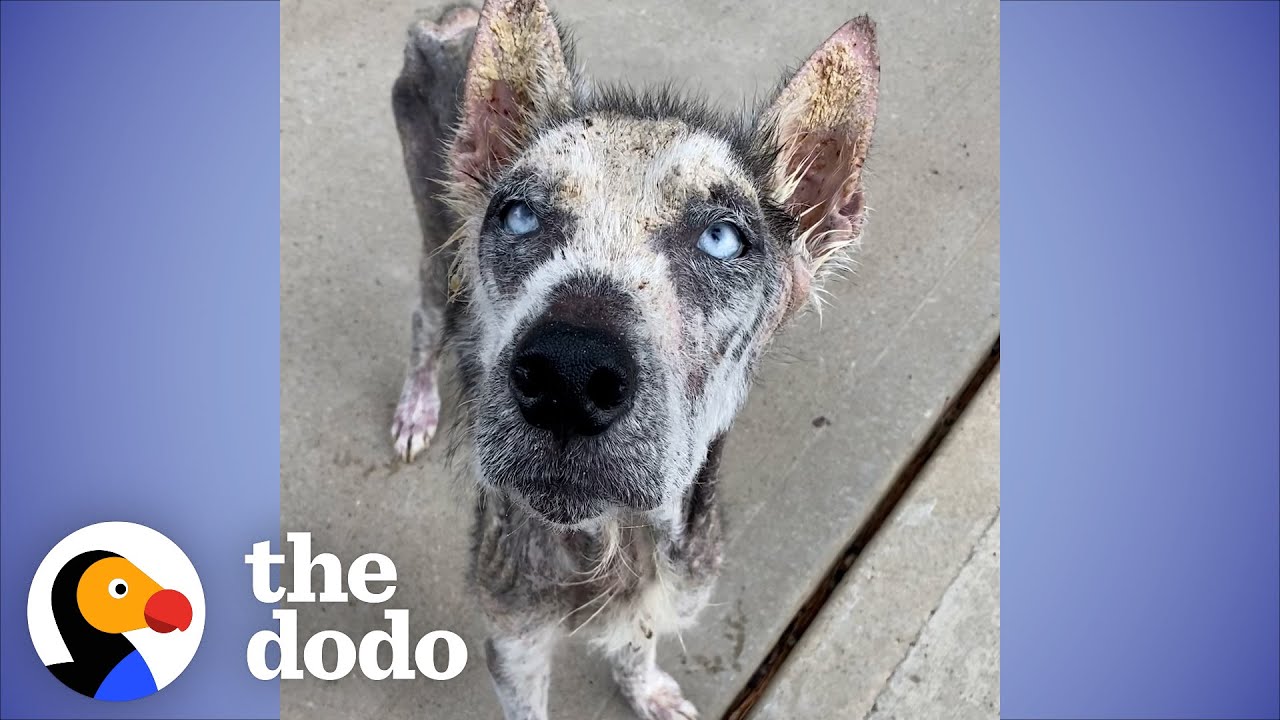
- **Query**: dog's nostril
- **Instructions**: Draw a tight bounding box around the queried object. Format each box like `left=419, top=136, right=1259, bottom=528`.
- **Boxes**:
left=585, top=367, right=627, bottom=411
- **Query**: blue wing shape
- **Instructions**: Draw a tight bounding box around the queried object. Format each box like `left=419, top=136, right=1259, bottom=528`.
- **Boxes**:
left=94, top=650, right=158, bottom=701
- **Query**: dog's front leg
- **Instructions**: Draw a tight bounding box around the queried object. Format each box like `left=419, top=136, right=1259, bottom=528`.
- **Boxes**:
left=484, top=623, right=558, bottom=720
left=608, top=626, right=698, bottom=720
left=388, top=6, right=478, bottom=462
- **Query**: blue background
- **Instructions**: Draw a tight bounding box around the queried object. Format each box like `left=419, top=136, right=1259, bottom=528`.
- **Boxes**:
left=0, top=1, right=1277, bottom=719
left=1, top=2, right=280, bottom=718
left=1003, top=2, right=1280, bottom=718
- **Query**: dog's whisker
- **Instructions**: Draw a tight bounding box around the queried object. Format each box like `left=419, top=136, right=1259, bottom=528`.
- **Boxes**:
left=499, top=513, right=532, bottom=542
left=558, top=581, right=617, bottom=627
left=567, top=586, right=618, bottom=637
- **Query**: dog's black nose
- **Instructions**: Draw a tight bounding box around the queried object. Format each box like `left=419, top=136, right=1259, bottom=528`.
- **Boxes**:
left=510, top=321, right=636, bottom=438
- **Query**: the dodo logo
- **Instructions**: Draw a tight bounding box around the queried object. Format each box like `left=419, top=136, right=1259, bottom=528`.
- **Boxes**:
left=27, top=522, right=205, bottom=701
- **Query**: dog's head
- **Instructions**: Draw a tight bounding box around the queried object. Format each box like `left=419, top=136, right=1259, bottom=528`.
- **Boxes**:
left=445, top=0, right=879, bottom=528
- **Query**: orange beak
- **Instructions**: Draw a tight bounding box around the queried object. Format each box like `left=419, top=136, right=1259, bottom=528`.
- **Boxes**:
left=144, top=588, right=192, bottom=633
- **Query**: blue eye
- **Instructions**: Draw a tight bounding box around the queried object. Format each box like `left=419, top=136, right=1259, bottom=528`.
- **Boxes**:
left=696, top=221, right=745, bottom=260
left=502, top=201, right=540, bottom=235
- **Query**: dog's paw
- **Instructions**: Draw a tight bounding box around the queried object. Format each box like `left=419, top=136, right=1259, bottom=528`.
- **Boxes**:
left=391, top=365, right=439, bottom=463
left=410, top=4, right=479, bottom=45
left=624, top=669, right=699, bottom=720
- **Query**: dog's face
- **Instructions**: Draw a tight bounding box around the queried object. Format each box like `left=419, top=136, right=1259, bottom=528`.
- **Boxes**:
left=445, top=1, right=879, bottom=527
left=459, top=113, right=796, bottom=525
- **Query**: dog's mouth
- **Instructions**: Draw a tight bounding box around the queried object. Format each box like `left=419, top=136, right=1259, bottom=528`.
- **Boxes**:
left=512, top=486, right=612, bottom=527
left=476, top=442, right=667, bottom=523
left=471, top=398, right=671, bottom=527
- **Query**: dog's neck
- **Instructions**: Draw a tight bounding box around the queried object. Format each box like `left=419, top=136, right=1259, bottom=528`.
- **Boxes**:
left=467, top=434, right=725, bottom=639
left=571, top=433, right=725, bottom=560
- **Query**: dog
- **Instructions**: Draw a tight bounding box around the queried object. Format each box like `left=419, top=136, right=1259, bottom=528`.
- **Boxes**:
left=389, top=2, right=878, bottom=717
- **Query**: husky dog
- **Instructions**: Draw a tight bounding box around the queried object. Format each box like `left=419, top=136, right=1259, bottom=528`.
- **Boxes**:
left=389, top=2, right=878, bottom=717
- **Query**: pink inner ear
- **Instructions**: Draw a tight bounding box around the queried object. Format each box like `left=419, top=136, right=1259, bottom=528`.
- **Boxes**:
left=454, top=79, right=525, bottom=183
left=787, top=130, right=862, bottom=239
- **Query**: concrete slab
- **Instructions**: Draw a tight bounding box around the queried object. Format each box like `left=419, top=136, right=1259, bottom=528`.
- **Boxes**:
left=868, top=519, right=1000, bottom=720
left=280, top=0, right=998, bottom=718
left=752, top=372, right=1000, bottom=720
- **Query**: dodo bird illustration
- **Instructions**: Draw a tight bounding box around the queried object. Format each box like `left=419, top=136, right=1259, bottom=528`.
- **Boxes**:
left=47, top=550, right=192, bottom=700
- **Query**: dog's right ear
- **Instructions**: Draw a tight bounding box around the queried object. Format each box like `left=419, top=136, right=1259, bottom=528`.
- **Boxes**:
left=449, top=0, right=574, bottom=204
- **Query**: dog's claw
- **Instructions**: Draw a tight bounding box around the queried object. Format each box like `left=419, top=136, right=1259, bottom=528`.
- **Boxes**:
left=644, top=694, right=698, bottom=720
left=624, top=669, right=699, bottom=720
left=391, top=418, right=436, bottom=463
left=391, top=364, right=439, bottom=463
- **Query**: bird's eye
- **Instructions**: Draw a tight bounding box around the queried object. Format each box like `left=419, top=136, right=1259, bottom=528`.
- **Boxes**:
left=109, top=579, right=128, bottom=599
left=697, top=221, right=745, bottom=260
left=501, top=201, right=540, bottom=235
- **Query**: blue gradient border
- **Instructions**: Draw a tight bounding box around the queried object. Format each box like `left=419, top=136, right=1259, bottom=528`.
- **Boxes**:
left=1, top=2, right=280, bottom=718
left=1003, top=2, right=1280, bottom=719
left=2, top=1, right=1277, bottom=719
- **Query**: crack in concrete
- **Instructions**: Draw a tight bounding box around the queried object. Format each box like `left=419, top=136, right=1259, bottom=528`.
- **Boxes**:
left=722, top=340, right=1000, bottom=720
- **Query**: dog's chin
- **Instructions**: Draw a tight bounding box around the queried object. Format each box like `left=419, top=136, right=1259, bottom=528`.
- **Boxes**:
left=473, top=408, right=672, bottom=529
left=475, top=459, right=655, bottom=529
left=514, top=490, right=612, bottom=530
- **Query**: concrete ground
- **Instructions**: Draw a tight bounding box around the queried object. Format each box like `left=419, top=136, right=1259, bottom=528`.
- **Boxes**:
left=753, top=372, right=1000, bottom=720
left=281, top=0, right=998, bottom=718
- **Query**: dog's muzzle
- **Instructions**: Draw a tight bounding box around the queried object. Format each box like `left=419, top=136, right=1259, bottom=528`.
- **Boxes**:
left=479, top=275, right=666, bottom=525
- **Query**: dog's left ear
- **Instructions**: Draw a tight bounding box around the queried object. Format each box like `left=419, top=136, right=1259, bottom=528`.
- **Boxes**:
left=759, top=17, right=880, bottom=308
